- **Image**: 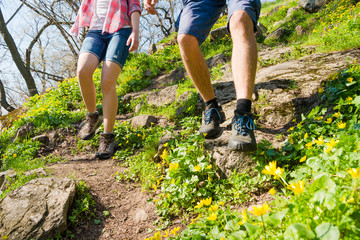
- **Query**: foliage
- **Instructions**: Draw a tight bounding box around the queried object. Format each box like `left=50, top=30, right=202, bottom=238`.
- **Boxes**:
left=0, top=172, right=44, bottom=199
left=1, top=139, right=42, bottom=171
left=65, top=180, right=96, bottom=240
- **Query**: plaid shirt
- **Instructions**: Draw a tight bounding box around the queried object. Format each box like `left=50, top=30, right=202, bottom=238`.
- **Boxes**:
left=70, top=0, right=141, bottom=37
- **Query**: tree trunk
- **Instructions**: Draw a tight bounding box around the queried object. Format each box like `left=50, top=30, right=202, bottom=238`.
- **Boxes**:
left=0, top=8, right=39, bottom=97
left=0, top=79, right=15, bottom=112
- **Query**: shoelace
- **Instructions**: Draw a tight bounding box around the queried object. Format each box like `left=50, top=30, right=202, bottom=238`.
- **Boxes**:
left=233, top=115, right=255, bottom=136
left=204, top=108, right=222, bottom=125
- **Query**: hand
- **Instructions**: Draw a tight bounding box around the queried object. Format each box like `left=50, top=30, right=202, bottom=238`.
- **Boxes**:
left=126, top=31, right=139, bottom=52
left=144, top=0, right=158, bottom=15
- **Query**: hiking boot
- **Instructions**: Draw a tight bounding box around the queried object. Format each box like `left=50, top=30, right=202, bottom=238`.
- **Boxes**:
left=95, top=133, right=116, bottom=159
left=78, top=112, right=102, bottom=140
left=228, top=112, right=257, bottom=151
left=199, top=103, right=226, bottom=139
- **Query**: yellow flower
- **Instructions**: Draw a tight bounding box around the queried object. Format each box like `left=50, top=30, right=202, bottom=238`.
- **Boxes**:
left=13, top=153, right=17, bottom=158
left=152, top=184, right=157, bottom=191
left=163, top=142, right=168, bottom=147
left=274, top=168, right=284, bottom=178
left=262, top=161, right=277, bottom=175
left=209, top=204, right=218, bottom=212
left=249, top=204, right=270, bottom=216
left=161, top=148, right=168, bottom=160
left=202, top=197, right=212, bottom=206
left=169, top=162, right=179, bottom=171
left=150, top=231, right=161, bottom=240
left=325, top=117, right=332, bottom=124
left=333, top=112, right=341, bottom=118
left=347, top=77, right=353, bottom=83
left=207, top=212, right=217, bottom=221
left=219, top=201, right=225, bottom=206
left=300, top=156, right=307, bottom=163
left=287, top=180, right=305, bottom=195
left=347, top=168, right=360, bottom=178
left=318, top=88, right=324, bottom=93
left=170, top=227, right=180, bottom=236
left=314, top=136, right=324, bottom=145
left=269, top=188, right=276, bottom=195
left=314, top=116, right=323, bottom=121
left=288, top=136, right=294, bottom=144
left=162, top=229, right=169, bottom=238
left=206, top=165, right=212, bottom=169
left=194, top=201, right=204, bottom=209
left=305, top=142, right=313, bottom=149
left=194, top=165, right=201, bottom=171
left=171, top=179, right=175, bottom=184
left=346, top=96, right=353, bottom=101
left=324, top=147, right=332, bottom=154
left=337, top=121, right=346, bottom=129
left=325, top=138, right=338, bottom=148
left=304, top=133, right=308, bottom=139
left=288, top=126, right=294, bottom=132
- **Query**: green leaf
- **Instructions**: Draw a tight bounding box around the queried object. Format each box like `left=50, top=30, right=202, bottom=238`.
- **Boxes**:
left=94, top=219, right=101, bottom=224
left=315, top=223, right=340, bottom=240
left=103, top=211, right=110, bottom=216
left=265, top=209, right=288, bottom=226
left=311, top=189, right=326, bottom=204
left=284, top=223, right=315, bottom=239
left=244, top=222, right=259, bottom=236
left=352, top=96, right=360, bottom=107
left=309, top=175, right=336, bottom=193
left=230, top=230, right=247, bottom=239
left=210, top=226, right=220, bottom=236
left=225, top=219, right=239, bottom=231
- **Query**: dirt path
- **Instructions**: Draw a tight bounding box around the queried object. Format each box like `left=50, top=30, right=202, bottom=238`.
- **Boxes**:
left=49, top=157, right=160, bottom=240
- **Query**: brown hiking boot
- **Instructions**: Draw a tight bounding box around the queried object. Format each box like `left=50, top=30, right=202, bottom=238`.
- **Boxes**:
left=199, top=103, right=226, bottom=139
left=78, top=112, right=102, bottom=140
left=95, top=133, right=116, bottom=159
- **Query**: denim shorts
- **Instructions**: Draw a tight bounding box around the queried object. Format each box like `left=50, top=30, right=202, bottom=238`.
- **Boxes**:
left=176, top=0, right=261, bottom=45
left=79, top=28, right=132, bottom=68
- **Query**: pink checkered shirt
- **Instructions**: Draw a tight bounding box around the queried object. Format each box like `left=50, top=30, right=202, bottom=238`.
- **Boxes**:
left=70, top=0, right=141, bottom=37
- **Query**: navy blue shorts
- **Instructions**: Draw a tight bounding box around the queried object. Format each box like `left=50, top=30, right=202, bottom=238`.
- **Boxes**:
left=79, top=28, right=132, bottom=68
left=176, top=0, right=261, bottom=45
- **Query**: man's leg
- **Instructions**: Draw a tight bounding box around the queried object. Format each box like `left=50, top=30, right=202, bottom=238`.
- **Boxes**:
left=227, top=6, right=260, bottom=151
left=229, top=10, right=257, bottom=102
left=177, top=34, right=215, bottom=102
left=177, top=0, right=226, bottom=138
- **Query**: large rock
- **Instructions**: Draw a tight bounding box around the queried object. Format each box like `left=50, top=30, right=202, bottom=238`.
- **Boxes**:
left=146, top=85, right=178, bottom=107
left=205, top=132, right=256, bottom=178
left=298, top=0, right=327, bottom=13
left=209, top=26, right=228, bottom=42
left=265, top=27, right=286, bottom=41
left=0, top=177, right=76, bottom=240
left=13, top=122, right=35, bottom=142
left=0, top=168, right=47, bottom=191
left=130, top=115, right=157, bottom=128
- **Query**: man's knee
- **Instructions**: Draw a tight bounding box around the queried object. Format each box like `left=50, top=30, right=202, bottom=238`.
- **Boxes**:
left=177, top=34, right=199, bottom=50
left=229, top=10, right=254, bottom=35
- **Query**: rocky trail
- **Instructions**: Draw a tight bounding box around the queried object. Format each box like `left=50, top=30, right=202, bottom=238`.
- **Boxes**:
left=49, top=47, right=360, bottom=239
left=1, top=46, right=359, bottom=240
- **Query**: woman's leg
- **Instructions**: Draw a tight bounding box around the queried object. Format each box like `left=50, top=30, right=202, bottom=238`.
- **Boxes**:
left=100, top=60, right=121, bottom=133
left=77, top=52, right=99, bottom=113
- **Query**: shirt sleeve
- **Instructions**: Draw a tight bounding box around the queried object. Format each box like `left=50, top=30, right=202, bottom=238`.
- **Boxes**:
left=128, top=0, right=141, bottom=16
